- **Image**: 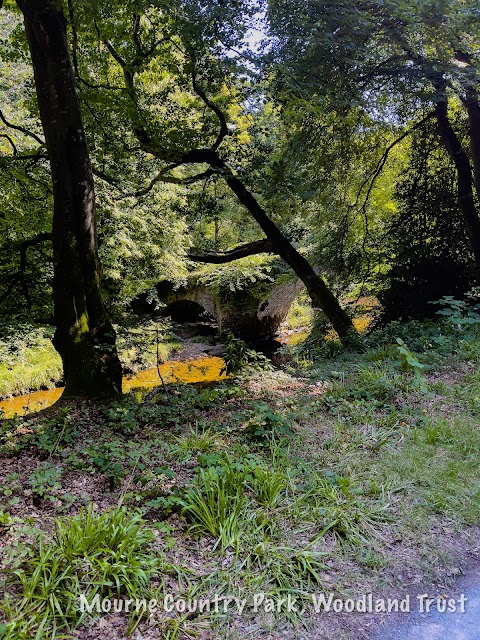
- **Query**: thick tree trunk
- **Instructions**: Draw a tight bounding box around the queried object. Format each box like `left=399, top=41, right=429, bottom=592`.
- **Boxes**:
left=195, top=151, right=357, bottom=343
left=17, top=0, right=122, bottom=397
left=434, top=98, right=480, bottom=278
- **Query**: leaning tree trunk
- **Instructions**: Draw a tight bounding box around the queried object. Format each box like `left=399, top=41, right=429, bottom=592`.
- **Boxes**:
left=17, top=0, right=122, bottom=397
left=465, top=87, right=480, bottom=204
left=200, top=151, right=357, bottom=343
left=434, top=96, right=480, bottom=278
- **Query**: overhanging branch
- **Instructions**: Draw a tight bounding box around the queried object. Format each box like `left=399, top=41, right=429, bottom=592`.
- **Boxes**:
left=188, top=239, right=274, bottom=263
left=0, top=108, right=44, bottom=145
left=190, top=55, right=229, bottom=151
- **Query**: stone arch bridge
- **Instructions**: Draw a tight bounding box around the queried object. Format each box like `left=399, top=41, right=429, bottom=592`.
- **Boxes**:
left=132, top=275, right=305, bottom=341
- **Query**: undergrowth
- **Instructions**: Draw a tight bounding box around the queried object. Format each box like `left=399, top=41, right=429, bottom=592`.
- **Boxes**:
left=1, top=303, right=480, bottom=638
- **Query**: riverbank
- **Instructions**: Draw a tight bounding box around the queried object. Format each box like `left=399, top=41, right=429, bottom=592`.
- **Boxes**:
left=0, top=318, right=184, bottom=399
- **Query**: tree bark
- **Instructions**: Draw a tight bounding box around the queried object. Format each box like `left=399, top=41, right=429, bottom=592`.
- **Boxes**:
left=434, top=97, right=480, bottom=277
left=16, top=0, right=122, bottom=397
left=189, top=150, right=357, bottom=342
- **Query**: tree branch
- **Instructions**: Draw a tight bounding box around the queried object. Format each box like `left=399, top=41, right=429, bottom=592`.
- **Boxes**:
left=0, top=108, right=44, bottom=145
left=136, top=167, right=216, bottom=196
left=67, top=0, right=79, bottom=76
left=0, top=232, right=52, bottom=307
left=0, top=133, right=18, bottom=155
left=190, top=56, right=229, bottom=151
left=188, top=239, right=274, bottom=263
left=351, top=112, right=435, bottom=213
left=103, top=39, right=127, bottom=69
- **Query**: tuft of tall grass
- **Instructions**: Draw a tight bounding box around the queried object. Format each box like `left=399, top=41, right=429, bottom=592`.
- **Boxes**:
left=294, top=474, right=393, bottom=547
left=170, top=424, right=222, bottom=462
left=179, top=467, right=249, bottom=552
left=2, top=504, right=159, bottom=639
left=249, top=466, right=287, bottom=509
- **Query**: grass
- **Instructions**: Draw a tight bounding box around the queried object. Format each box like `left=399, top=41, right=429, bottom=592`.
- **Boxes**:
left=179, top=466, right=248, bottom=552
left=297, top=473, right=394, bottom=547
left=1, top=316, right=480, bottom=638
left=249, top=465, right=287, bottom=508
left=0, top=326, right=62, bottom=397
left=170, top=423, right=223, bottom=462
left=1, top=505, right=159, bottom=639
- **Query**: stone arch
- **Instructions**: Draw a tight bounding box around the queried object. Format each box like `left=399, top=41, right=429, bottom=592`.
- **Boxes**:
left=219, top=276, right=305, bottom=340
left=161, top=288, right=220, bottom=324
left=161, top=299, right=216, bottom=324
left=132, top=275, right=307, bottom=340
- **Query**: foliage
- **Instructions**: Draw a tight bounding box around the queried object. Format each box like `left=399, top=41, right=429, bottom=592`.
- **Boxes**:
left=27, top=463, right=62, bottom=504
left=395, top=338, right=427, bottom=391
left=179, top=466, right=247, bottom=551
left=221, top=334, right=273, bottom=376
left=378, top=124, right=476, bottom=321
left=0, top=323, right=61, bottom=398
left=432, top=289, right=480, bottom=330
left=241, top=402, right=292, bottom=444
left=170, top=423, right=222, bottom=462
left=2, top=0, right=480, bottom=634
left=2, top=505, right=159, bottom=639
left=197, top=256, right=275, bottom=293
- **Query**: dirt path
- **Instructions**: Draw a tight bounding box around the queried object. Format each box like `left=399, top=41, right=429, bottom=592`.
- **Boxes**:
left=372, top=566, right=480, bottom=640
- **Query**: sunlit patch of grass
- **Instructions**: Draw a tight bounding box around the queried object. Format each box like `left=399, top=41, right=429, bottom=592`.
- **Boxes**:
left=353, top=315, right=373, bottom=333
left=387, top=416, right=480, bottom=524
left=170, top=424, right=224, bottom=462
left=0, top=333, right=62, bottom=398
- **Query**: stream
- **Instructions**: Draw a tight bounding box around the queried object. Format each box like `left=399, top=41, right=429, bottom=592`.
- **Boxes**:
left=0, top=321, right=312, bottom=420
left=0, top=354, right=227, bottom=419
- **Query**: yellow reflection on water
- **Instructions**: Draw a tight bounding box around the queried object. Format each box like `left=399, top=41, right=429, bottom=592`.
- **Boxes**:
left=0, top=356, right=227, bottom=419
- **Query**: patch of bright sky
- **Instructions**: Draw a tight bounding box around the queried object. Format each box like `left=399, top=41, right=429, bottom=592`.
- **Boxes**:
left=244, top=14, right=268, bottom=54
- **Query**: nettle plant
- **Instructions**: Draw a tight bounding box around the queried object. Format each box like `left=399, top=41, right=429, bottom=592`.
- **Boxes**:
left=221, top=334, right=272, bottom=376
left=28, top=464, right=63, bottom=504
left=432, top=288, right=480, bottom=331
left=395, top=338, right=425, bottom=375
left=395, top=338, right=427, bottom=392
left=241, top=402, right=292, bottom=445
